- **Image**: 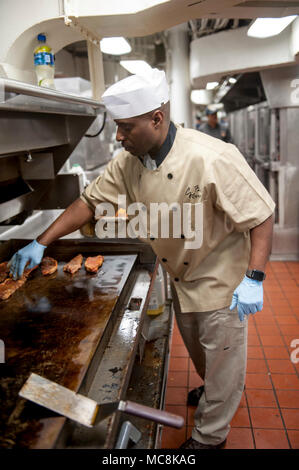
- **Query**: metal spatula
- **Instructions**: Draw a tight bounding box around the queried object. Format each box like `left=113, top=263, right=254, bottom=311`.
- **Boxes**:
left=19, top=373, right=184, bottom=429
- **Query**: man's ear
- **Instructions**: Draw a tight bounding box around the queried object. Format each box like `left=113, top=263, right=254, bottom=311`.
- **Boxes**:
left=152, top=110, right=163, bottom=128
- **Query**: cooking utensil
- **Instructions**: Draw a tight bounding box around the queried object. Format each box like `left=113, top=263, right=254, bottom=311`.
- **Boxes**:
left=19, top=373, right=184, bottom=429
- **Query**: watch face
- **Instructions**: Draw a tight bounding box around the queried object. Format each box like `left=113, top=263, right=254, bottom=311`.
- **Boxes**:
left=247, top=270, right=266, bottom=281
left=253, top=270, right=265, bottom=281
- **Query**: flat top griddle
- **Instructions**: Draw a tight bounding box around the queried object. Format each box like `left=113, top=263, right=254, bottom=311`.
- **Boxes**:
left=0, top=254, right=137, bottom=448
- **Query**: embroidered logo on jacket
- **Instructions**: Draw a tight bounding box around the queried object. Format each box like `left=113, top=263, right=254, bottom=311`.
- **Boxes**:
left=185, top=185, right=201, bottom=200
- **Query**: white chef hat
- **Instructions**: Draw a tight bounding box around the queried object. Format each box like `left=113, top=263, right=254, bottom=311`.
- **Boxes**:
left=101, top=68, right=169, bottom=119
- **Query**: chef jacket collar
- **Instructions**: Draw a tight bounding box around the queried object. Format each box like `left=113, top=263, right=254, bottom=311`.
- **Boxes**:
left=139, top=121, right=177, bottom=168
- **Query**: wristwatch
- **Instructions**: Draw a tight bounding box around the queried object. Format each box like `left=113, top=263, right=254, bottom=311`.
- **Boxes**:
left=246, top=269, right=266, bottom=281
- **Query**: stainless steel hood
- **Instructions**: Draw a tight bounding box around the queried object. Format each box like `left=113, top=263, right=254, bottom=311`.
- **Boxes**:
left=0, top=78, right=104, bottom=224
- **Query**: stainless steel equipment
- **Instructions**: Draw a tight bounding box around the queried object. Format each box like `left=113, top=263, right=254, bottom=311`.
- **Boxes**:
left=19, top=373, right=183, bottom=429
left=0, top=78, right=103, bottom=225
left=0, top=238, right=173, bottom=449
left=227, top=66, right=299, bottom=260
left=54, top=77, right=117, bottom=178
left=0, top=79, right=174, bottom=449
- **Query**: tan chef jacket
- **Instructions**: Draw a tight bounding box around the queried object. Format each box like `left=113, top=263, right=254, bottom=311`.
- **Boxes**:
left=81, top=125, right=275, bottom=313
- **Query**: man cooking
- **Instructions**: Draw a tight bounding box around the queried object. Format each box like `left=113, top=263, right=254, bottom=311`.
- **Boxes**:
left=9, top=68, right=275, bottom=449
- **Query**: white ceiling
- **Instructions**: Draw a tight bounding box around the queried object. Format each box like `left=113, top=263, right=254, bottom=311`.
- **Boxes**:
left=74, top=0, right=299, bottom=37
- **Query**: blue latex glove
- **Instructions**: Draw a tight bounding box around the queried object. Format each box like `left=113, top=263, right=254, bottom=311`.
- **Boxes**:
left=8, top=240, right=46, bottom=280
left=229, top=275, right=263, bottom=322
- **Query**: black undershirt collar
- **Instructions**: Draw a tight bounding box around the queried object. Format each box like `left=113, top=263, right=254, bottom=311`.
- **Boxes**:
left=139, top=121, right=177, bottom=168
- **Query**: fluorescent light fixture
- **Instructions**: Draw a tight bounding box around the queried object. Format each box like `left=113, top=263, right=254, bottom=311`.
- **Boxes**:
left=191, top=89, right=213, bottom=105
left=247, top=16, right=297, bottom=38
left=100, top=37, right=131, bottom=55
left=120, top=60, right=152, bottom=75
left=191, top=90, right=204, bottom=105
left=206, top=82, right=219, bottom=90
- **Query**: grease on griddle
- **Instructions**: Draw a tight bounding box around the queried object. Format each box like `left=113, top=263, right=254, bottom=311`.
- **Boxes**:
left=0, top=255, right=135, bottom=448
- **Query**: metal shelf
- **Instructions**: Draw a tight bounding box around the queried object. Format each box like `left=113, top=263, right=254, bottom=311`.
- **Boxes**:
left=1, top=77, right=104, bottom=109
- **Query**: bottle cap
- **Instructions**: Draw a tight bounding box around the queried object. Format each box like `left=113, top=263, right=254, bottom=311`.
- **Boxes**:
left=37, top=34, right=46, bottom=42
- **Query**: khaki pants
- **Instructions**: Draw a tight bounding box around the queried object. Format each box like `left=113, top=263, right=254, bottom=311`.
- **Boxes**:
left=171, top=285, right=248, bottom=446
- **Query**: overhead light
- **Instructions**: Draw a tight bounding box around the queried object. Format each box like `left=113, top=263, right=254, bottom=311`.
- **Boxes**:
left=247, top=16, right=297, bottom=38
left=191, top=90, right=204, bottom=105
left=100, top=37, right=131, bottom=55
left=120, top=60, right=152, bottom=75
left=191, top=89, right=213, bottom=105
left=206, top=82, right=219, bottom=90
left=228, top=77, right=237, bottom=84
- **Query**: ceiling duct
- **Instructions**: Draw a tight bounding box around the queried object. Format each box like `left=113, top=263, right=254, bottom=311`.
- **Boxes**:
left=188, top=18, right=252, bottom=40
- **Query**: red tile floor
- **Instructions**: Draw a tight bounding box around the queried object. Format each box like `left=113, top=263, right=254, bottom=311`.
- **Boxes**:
left=161, top=261, right=299, bottom=449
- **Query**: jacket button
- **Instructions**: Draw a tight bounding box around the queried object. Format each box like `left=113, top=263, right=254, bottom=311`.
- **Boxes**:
left=184, top=261, right=189, bottom=265
left=174, top=277, right=179, bottom=282
left=162, top=258, right=167, bottom=262
left=167, top=173, right=173, bottom=179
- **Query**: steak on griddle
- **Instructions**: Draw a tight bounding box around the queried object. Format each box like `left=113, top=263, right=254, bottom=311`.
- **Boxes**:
left=0, top=265, right=37, bottom=301
left=0, top=261, right=9, bottom=283
left=41, top=257, right=58, bottom=276
left=85, top=255, right=104, bottom=273
left=63, top=254, right=83, bottom=274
